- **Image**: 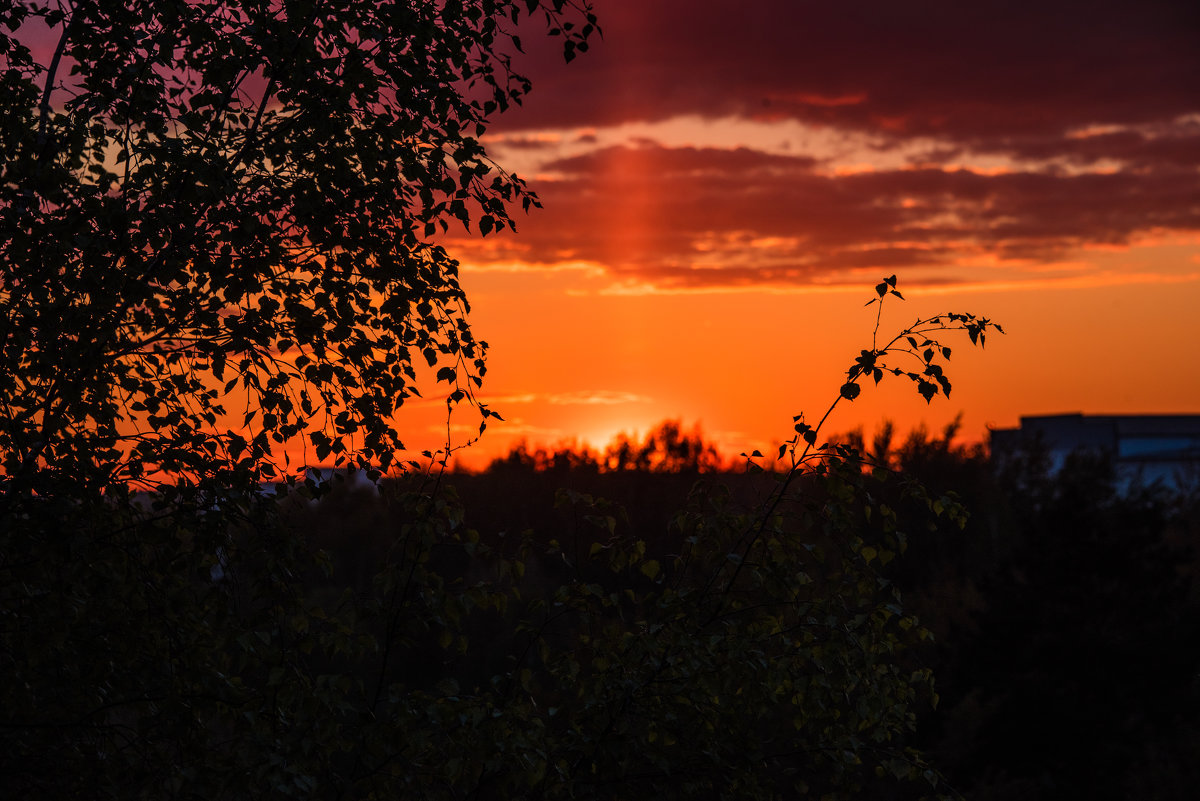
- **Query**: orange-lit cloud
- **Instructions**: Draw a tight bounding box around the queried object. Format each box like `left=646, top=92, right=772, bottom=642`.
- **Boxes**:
left=435, top=390, right=655, bottom=407
left=455, top=0, right=1200, bottom=295
left=443, top=139, right=1200, bottom=291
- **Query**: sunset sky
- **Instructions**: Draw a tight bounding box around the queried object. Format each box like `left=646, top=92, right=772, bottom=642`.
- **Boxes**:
left=396, top=0, right=1200, bottom=468
left=16, top=0, right=1197, bottom=472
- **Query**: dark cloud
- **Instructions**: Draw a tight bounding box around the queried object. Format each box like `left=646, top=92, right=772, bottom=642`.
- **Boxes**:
left=541, top=143, right=819, bottom=175
left=493, top=135, right=564, bottom=150
left=996, top=126, right=1200, bottom=169
left=501, top=0, right=1200, bottom=166
left=462, top=141, right=1200, bottom=289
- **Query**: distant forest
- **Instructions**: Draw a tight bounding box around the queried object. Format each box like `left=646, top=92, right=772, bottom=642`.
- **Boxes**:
left=298, top=420, right=1200, bottom=801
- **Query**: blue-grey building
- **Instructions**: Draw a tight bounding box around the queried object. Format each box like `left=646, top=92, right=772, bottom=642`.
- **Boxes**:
left=990, top=414, right=1200, bottom=491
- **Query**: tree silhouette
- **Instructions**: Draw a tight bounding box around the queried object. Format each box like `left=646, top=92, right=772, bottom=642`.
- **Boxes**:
left=603, top=420, right=724, bottom=473
left=1, top=2, right=599, bottom=796
left=1, top=0, right=597, bottom=510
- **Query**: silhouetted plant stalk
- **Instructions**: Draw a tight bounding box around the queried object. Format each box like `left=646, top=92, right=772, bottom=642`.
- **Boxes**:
left=716, top=275, right=1004, bottom=617
left=481, top=276, right=1003, bottom=797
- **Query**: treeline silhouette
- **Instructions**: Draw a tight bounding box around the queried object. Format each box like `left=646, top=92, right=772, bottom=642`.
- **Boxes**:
left=298, top=419, right=1200, bottom=801
left=488, top=420, right=726, bottom=474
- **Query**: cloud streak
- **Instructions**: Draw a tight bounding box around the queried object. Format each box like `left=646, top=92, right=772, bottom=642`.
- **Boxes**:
left=453, top=139, right=1200, bottom=289
left=480, top=390, right=655, bottom=406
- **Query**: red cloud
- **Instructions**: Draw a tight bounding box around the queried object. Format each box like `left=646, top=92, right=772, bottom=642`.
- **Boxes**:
left=498, top=0, right=1199, bottom=170
left=455, top=140, right=1200, bottom=289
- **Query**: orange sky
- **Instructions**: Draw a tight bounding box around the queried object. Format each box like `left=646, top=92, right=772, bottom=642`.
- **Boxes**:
left=387, top=0, right=1200, bottom=470
left=401, top=250, right=1200, bottom=470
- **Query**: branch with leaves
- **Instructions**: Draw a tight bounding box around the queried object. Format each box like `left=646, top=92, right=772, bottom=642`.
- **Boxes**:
left=721, top=276, right=1003, bottom=618
left=1, top=0, right=600, bottom=517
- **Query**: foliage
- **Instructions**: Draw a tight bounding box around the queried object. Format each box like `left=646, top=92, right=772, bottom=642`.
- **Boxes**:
left=927, top=448, right=1200, bottom=801
left=798, top=420, right=1200, bottom=801
left=0, top=0, right=597, bottom=510
left=285, top=278, right=1001, bottom=800
left=4, top=262, right=1002, bottom=798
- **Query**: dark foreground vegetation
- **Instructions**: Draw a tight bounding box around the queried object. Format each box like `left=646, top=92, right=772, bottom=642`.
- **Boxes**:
left=6, top=2, right=1193, bottom=797
left=12, top=411, right=1193, bottom=799
left=382, top=422, right=1200, bottom=800
left=3, top=280, right=1015, bottom=799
